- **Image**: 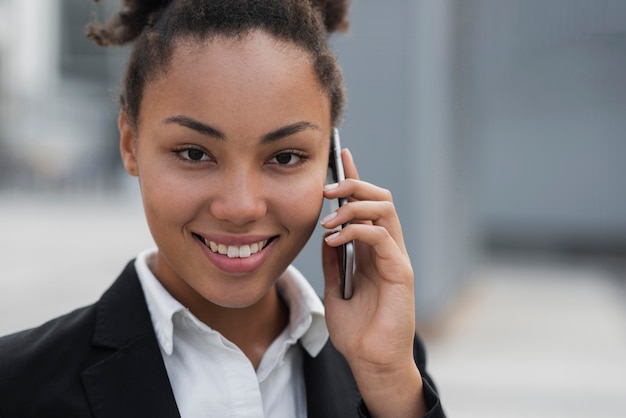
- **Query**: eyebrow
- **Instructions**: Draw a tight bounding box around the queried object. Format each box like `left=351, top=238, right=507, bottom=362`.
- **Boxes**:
left=162, top=115, right=225, bottom=140
left=261, top=121, right=321, bottom=143
left=162, top=115, right=320, bottom=143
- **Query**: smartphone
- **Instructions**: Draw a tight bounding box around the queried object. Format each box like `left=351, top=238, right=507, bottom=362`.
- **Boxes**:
left=328, top=128, right=354, bottom=299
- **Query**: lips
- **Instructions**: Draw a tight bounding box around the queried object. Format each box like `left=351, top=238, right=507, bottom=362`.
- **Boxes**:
left=193, top=234, right=274, bottom=259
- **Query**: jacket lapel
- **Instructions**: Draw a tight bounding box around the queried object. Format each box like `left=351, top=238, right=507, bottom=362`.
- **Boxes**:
left=303, top=340, right=362, bottom=417
left=79, top=262, right=365, bottom=417
left=80, top=261, right=180, bottom=418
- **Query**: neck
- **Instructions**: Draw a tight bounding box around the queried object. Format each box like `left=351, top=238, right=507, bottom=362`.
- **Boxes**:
left=196, top=286, right=289, bottom=368
left=167, top=283, right=289, bottom=369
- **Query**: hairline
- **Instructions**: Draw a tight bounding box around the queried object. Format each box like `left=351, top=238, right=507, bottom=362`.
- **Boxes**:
left=127, top=29, right=335, bottom=134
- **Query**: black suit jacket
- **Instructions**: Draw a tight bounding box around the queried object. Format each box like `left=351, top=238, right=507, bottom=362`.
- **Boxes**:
left=0, top=261, right=444, bottom=417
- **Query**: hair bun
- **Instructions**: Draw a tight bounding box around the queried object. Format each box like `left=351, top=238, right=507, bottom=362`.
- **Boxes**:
left=312, top=0, right=350, bottom=33
left=86, top=0, right=171, bottom=46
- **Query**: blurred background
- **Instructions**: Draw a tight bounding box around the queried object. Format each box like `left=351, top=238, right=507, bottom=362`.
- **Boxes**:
left=1, top=0, right=626, bottom=416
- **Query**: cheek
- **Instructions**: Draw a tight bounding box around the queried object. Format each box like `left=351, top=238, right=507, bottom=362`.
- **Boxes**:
left=277, top=174, right=326, bottom=228
left=139, top=168, right=201, bottom=229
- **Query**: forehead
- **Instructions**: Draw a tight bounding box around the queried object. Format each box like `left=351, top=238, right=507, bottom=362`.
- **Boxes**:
left=161, top=31, right=319, bottom=91
left=138, top=31, right=331, bottom=134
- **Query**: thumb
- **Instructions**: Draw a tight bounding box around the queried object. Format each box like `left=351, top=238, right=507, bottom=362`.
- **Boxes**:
left=321, top=233, right=342, bottom=301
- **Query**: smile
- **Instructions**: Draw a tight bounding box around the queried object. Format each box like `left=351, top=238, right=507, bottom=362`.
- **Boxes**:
left=193, top=234, right=274, bottom=259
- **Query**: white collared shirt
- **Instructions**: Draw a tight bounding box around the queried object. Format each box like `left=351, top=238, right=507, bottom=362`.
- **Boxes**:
left=134, top=248, right=329, bottom=418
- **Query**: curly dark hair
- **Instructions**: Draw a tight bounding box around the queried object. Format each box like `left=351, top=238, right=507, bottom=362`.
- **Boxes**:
left=86, top=0, right=350, bottom=131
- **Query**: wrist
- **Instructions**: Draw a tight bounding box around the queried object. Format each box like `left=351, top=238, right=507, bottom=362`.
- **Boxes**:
left=350, top=359, right=428, bottom=418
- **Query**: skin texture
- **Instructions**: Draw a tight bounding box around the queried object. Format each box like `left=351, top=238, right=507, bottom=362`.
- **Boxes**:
left=120, top=32, right=331, bottom=366
left=120, top=30, right=428, bottom=417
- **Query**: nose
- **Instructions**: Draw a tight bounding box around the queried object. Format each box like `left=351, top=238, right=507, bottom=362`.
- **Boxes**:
left=209, top=167, right=268, bottom=226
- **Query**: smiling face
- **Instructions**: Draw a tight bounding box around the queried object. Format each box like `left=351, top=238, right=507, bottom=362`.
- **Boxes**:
left=120, top=31, right=331, bottom=311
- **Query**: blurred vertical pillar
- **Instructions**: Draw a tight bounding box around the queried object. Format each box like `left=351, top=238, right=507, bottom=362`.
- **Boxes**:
left=0, top=1, right=9, bottom=93
left=408, top=0, right=468, bottom=319
left=5, top=0, right=59, bottom=99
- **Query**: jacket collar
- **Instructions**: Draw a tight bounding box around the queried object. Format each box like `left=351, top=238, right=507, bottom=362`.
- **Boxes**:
left=81, top=261, right=181, bottom=418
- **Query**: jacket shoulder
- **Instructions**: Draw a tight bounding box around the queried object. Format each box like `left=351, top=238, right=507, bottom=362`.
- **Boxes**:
left=0, top=303, right=97, bottom=366
left=0, top=303, right=106, bottom=417
left=0, top=260, right=143, bottom=417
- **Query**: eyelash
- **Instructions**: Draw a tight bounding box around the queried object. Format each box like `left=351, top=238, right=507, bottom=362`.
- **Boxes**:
left=267, top=150, right=308, bottom=167
left=172, top=146, right=212, bottom=164
left=171, top=147, right=309, bottom=167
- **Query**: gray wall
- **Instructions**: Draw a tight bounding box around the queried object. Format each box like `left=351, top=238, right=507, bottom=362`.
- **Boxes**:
left=456, top=0, right=626, bottom=248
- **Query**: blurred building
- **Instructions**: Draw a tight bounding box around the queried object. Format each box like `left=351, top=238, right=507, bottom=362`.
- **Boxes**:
left=0, top=0, right=126, bottom=192
left=456, top=0, right=626, bottom=263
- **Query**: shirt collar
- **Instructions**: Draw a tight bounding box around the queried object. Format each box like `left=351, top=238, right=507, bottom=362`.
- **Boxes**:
left=134, top=249, right=328, bottom=358
left=135, top=248, right=186, bottom=355
left=275, top=265, right=328, bottom=357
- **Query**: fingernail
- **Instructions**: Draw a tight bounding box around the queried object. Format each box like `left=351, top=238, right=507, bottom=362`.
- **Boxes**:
left=320, top=211, right=337, bottom=225
left=324, top=183, right=339, bottom=191
left=324, top=231, right=340, bottom=242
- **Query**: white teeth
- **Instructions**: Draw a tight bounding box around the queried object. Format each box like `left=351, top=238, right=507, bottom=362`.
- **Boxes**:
left=239, top=245, right=251, bottom=258
left=204, top=239, right=268, bottom=258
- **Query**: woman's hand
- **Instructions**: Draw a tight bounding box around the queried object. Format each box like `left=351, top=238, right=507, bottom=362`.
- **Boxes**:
left=321, top=149, right=428, bottom=417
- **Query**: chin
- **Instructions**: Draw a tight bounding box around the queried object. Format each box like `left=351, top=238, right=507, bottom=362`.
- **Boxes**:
left=203, top=283, right=276, bottom=310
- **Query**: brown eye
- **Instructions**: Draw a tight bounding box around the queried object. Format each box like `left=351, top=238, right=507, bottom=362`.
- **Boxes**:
left=187, top=149, right=205, bottom=161
left=275, top=153, right=294, bottom=165
left=173, top=146, right=212, bottom=163
left=268, top=150, right=307, bottom=167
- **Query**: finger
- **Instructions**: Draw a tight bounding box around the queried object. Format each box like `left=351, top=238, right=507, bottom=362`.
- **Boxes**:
left=324, top=178, right=393, bottom=204
left=325, top=224, right=412, bottom=285
left=342, top=149, right=360, bottom=180
left=324, top=223, right=397, bottom=260
left=323, top=181, right=405, bottom=251
left=320, top=200, right=405, bottom=250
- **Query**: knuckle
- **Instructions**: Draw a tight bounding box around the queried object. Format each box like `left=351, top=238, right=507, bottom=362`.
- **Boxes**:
left=372, top=224, right=390, bottom=239
left=379, top=200, right=395, bottom=216
left=340, top=202, right=355, bottom=218
left=344, top=178, right=357, bottom=188
left=380, top=188, right=393, bottom=202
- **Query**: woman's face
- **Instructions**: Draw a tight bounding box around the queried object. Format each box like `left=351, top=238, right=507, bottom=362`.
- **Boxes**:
left=120, top=31, right=331, bottom=309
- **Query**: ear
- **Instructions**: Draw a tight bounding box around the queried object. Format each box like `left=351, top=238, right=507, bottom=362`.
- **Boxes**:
left=119, top=111, right=139, bottom=177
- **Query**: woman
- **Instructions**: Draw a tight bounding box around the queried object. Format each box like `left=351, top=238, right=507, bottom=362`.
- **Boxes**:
left=0, top=1, right=444, bottom=416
